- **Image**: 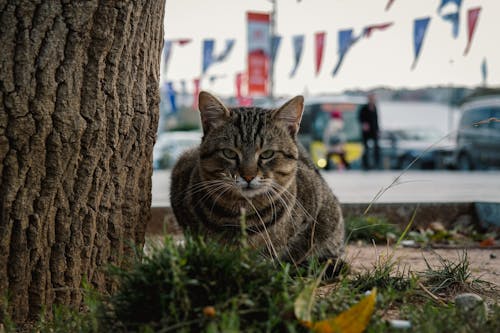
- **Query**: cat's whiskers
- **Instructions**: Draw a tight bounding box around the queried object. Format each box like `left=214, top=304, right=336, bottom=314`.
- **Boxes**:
left=241, top=195, right=279, bottom=259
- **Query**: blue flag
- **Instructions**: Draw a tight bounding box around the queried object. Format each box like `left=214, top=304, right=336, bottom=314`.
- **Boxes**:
left=481, top=58, right=487, bottom=85
left=412, top=17, right=431, bottom=70
left=290, top=35, right=304, bottom=77
left=442, top=12, right=460, bottom=38
left=214, top=39, right=235, bottom=62
left=202, top=39, right=215, bottom=73
left=438, top=0, right=462, bottom=12
left=332, top=29, right=360, bottom=76
left=271, top=35, right=282, bottom=66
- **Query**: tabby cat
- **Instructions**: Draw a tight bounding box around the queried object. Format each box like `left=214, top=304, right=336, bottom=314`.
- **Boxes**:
left=170, top=91, right=344, bottom=265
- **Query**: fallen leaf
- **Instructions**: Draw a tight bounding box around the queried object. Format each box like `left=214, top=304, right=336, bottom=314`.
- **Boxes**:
left=305, top=288, right=377, bottom=333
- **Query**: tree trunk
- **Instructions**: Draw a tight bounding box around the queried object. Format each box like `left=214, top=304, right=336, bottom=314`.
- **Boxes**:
left=0, top=0, right=164, bottom=325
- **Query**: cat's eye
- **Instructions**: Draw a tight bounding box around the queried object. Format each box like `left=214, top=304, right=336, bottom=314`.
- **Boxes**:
left=260, top=150, right=275, bottom=159
left=222, top=149, right=238, bottom=159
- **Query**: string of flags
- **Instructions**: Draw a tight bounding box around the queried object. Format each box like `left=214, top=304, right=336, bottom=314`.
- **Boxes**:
left=162, top=0, right=483, bottom=106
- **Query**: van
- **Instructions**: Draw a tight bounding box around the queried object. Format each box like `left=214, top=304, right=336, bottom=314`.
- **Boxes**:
left=454, top=96, right=500, bottom=170
left=299, top=95, right=367, bottom=169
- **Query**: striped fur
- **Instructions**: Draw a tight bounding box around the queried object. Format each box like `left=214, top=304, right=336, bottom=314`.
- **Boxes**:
left=170, top=92, right=344, bottom=263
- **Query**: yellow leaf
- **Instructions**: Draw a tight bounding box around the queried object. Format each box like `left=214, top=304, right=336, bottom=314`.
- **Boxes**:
left=308, top=288, right=377, bottom=333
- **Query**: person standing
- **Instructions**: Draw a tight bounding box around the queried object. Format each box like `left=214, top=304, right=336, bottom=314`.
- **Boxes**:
left=323, top=111, right=350, bottom=170
left=358, top=93, right=380, bottom=170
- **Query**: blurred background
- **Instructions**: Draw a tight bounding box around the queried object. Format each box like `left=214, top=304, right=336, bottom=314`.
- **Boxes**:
left=154, top=0, right=500, bottom=172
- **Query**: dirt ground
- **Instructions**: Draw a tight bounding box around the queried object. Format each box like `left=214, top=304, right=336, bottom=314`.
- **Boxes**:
left=345, top=244, right=500, bottom=288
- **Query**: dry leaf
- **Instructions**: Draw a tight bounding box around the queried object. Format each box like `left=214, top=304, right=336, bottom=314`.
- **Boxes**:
left=303, top=288, right=377, bottom=333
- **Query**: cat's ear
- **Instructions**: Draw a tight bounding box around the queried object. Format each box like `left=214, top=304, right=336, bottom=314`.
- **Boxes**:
left=272, top=95, right=304, bottom=136
left=198, top=91, right=231, bottom=134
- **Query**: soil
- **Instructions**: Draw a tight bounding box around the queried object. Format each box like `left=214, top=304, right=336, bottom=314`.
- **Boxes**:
left=345, top=244, right=500, bottom=288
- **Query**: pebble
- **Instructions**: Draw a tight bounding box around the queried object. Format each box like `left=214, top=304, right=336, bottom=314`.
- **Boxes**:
left=454, top=293, right=488, bottom=323
left=490, top=253, right=497, bottom=259
left=388, top=319, right=412, bottom=329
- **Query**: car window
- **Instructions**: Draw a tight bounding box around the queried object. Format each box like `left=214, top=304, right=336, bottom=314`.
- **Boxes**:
left=460, top=107, right=491, bottom=128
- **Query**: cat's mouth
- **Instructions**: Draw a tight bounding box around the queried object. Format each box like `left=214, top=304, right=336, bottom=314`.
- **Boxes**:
left=239, top=184, right=267, bottom=198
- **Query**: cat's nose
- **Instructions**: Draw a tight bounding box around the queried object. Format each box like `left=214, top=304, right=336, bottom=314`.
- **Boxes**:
left=242, top=175, right=255, bottom=183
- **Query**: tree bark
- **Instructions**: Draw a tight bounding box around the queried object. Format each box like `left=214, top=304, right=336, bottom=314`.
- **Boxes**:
left=0, top=0, right=164, bottom=325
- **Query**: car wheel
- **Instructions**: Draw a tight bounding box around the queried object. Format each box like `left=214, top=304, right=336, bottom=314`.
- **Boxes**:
left=457, top=153, right=474, bottom=171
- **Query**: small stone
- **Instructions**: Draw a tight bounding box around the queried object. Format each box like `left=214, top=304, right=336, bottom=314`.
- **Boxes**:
left=388, top=319, right=412, bottom=329
left=490, top=253, right=497, bottom=259
left=454, top=293, right=488, bottom=324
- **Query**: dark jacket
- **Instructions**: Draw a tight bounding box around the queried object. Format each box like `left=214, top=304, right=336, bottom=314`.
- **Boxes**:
left=358, top=103, right=379, bottom=138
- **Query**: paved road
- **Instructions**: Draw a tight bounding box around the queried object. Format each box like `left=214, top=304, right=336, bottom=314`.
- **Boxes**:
left=152, top=170, right=500, bottom=207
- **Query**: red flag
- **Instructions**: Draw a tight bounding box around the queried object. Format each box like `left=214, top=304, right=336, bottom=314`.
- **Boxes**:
left=192, top=78, right=201, bottom=110
left=315, top=32, right=326, bottom=75
left=464, top=7, right=481, bottom=55
left=364, top=22, right=393, bottom=38
left=176, top=38, right=192, bottom=46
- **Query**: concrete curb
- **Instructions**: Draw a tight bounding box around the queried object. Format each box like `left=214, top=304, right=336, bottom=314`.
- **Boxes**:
left=147, top=202, right=499, bottom=235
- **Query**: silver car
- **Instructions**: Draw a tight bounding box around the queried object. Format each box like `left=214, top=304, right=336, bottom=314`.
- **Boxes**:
left=454, top=96, right=500, bottom=170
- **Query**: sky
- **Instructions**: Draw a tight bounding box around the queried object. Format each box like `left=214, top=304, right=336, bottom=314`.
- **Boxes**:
left=162, top=0, right=500, bottom=97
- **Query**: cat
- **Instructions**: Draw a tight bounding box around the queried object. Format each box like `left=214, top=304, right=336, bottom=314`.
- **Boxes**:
left=170, top=91, right=344, bottom=266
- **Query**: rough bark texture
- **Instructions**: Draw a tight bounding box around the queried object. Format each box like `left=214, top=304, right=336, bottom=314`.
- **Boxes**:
left=0, top=0, right=164, bottom=325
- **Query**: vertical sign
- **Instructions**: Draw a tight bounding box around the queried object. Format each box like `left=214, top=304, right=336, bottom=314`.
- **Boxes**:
left=247, top=12, right=270, bottom=96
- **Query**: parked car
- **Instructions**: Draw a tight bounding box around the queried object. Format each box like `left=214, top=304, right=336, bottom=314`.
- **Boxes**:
left=453, top=96, right=500, bottom=170
left=153, top=131, right=202, bottom=169
left=379, top=127, right=455, bottom=169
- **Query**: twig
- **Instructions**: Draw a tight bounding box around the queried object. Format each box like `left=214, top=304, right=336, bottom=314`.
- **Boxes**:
left=418, top=281, right=446, bottom=306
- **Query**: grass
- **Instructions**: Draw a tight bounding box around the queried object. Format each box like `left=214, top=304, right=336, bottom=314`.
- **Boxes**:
left=3, top=235, right=499, bottom=333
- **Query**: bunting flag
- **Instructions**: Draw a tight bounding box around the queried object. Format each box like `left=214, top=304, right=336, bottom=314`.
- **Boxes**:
left=202, top=39, right=215, bottom=73
left=162, top=40, right=173, bottom=76
left=192, top=78, right=201, bottom=110
left=464, top=7, right=481, bottom=56
left=290, top=35, right=305, bottom=77
left=438, top=0, right=462, bottom=12
left=167, top=81, right=177, bottom=113
left=442, top=12, right=460, bottom=38
left=411, top=17, right=431, bottom=70
left=363, top=22, right=393, bottom=38
left=332, top=29, right=360, bottom=76
left=481, top=58, right=487, bottom=85
left=314, top=32, right=326, bottom=75
left=172, top=38, right=192, bottom=46
left=271, top=35, right=282, bottom=65
left=214, top=39, right=236, bottom=62
left=385, top=0, right=395, bottom=11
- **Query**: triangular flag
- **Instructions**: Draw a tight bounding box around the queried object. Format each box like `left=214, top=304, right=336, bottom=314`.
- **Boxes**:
left=290, top=35, right=304, bottom=77
left=464, top=7, right=481, bottom=56
left=412, top=17, right=431, bottom=70
left=442, top=12, right=460, bottom=38
left=271, top=35, right=282, bottom=65
left=481, top=58, right=487, bottom=85
left=363, top=22, right=393, bottom=38
left=176, top=38, right=192, bottom=46
left=162, top=40, right=172, bottom=77
left=214, top=39, right=235, bottom=62
left=202, top=39, right=215, bottom=73
left=314, top=32, right=326, bottom=75
left=332, top=29, right=360, bottom=76
left=385, top=0, right=395, bottom=11
left=438, top=0, right=462, bottom=13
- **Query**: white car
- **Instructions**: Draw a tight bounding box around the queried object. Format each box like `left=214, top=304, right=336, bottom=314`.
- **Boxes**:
left=153, top=131, right=202, bottom=169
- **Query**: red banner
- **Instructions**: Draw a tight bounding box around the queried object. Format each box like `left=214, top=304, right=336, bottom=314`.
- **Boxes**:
left=464, top=7, right=481, bottom=55
left=315, top=32, right=326, bottom=75
left=247, top=12, right=270, bottom=96
left=192, top=78, right=200, bottom=110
